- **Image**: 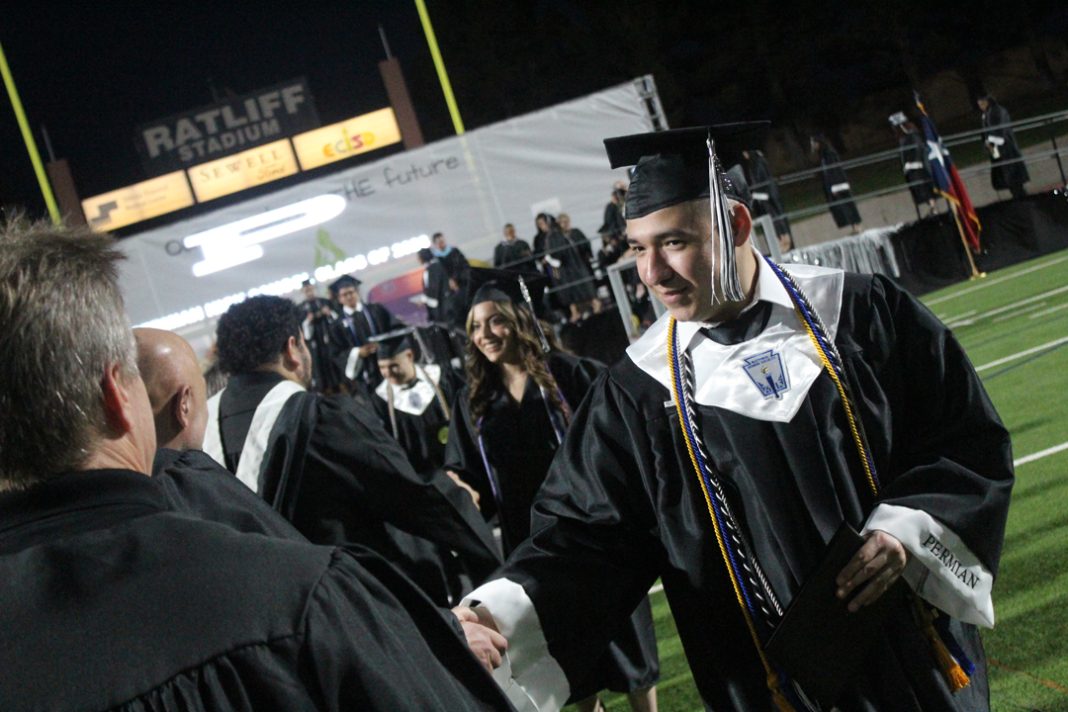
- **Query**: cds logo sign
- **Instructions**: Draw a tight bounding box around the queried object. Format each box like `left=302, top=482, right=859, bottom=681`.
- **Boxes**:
left=293, top=108, right=402, bottom=171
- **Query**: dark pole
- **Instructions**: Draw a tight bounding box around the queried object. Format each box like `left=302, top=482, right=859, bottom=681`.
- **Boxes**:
left=1050, top=122, right=1066, bottom=186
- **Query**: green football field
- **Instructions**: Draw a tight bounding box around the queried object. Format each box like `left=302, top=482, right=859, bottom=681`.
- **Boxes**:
left=588, top=250, right=1068, bottom=712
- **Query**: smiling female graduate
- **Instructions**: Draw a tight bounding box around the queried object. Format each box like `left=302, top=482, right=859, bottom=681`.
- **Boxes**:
left=445, top=267, right=660, bottom=711
left=457, top=124, right=1014, bottom=712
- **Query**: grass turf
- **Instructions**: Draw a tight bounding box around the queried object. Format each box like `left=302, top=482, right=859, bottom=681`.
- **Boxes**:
left=582, top=250, right=1068, bottom=712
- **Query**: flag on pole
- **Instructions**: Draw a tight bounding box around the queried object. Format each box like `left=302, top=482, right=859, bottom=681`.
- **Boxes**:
left=915, top=92, right=981, bottom=252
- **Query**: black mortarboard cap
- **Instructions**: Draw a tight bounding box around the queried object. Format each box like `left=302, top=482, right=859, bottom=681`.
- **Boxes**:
left=467, top=267, right=548, bottom=309
left=329, top=274, right=361, bottom=295
left=604, top=123, right=769, bottom=218
left=374, top=330, right=417, bottom=359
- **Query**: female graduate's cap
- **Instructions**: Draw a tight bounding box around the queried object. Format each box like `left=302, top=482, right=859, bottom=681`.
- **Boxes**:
left=603, top=123, right=768, bottom=219
left=328, top=274, right=361, bottom=295
left=466, top=267, right=551, bottom=352
left=603, top=123, right=769, bottom=305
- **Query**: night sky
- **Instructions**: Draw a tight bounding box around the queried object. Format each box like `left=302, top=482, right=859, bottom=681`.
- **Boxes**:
left=4, top=1, right=1068, bottom=224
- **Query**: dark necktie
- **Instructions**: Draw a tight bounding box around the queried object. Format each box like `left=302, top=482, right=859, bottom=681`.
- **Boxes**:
left=701, top=301, right=773, bottom=345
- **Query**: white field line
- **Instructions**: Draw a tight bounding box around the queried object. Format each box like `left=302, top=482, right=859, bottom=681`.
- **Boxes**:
left=975, top=336, right=1068, bottom=372
left=950, top=285, right=1068, bottom=329
left=1030, top=302, right=1068, bottom=320
left=927, top=253, right=1068, bottom=308
left=1015, top=442, right=1068, bottom=468
left=992, top=302, right=1047, bottom=323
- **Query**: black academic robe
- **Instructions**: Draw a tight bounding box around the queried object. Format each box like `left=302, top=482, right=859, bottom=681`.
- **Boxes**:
left=487, top=270, right=1012, bottom=711
left=0, top=469, right=513, bottom=712
left=744, top=150, right=792, bottom=238
left=301, top=297, right=341, bottom=392
left=494, top=239, right=535, bottom=272
left=547, top=229, right=597, bottom=307
left=899, top=131, right=937, bottom=205
left=981, top=102, right=1030, bottom=193
left=423, top=257, right=450, bottom=324
left=447, top=352, right=661, bottom=699
left=818, top=145, right=863, bottom=228
left=437, top=247, right=471, bottom=328
left=211, top=372, right=501, bottom=606
left=328, top=302, right=398, bottom=392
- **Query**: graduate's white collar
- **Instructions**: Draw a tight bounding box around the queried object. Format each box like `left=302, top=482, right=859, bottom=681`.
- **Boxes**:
left=375, top=363, right=442, bottom=416
left=342, top=302, right=365, bottom=317
left=626, top=256, right=845, bottom=422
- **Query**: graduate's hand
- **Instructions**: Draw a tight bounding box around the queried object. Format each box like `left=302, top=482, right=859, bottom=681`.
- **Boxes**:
left=453, top=606, right=507, bottom=673
left=446, top=470, right=480, bottom=510
left=835, top=530, right=908, bottom=612
left=357, top=343, right=378, bottom=358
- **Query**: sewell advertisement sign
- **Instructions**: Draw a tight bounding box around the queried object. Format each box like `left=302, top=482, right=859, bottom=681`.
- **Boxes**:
left=136, top=78, right=319, bottom=175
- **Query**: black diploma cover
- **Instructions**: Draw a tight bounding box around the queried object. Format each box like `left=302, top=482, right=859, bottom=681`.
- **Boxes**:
left=765, top=522, right=907, bottom=708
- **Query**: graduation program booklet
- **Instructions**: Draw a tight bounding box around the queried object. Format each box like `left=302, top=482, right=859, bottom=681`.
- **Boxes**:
left=765, top=522, right=906, bottom=708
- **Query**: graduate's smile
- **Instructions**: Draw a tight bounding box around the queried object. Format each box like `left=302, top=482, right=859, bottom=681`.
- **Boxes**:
left=469, top=301, right=516, bottom=363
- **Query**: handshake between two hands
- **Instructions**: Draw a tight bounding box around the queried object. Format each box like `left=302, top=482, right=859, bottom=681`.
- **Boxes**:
left=453, top=606, right=509, bottom=674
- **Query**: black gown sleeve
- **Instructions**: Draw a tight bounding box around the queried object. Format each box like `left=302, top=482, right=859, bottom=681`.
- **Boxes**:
left=443, top=387, right=500, bottom=522
left=496, top=372, right=661, bottom=687
left=861, top=275, right=1014, bottom=574
left=301, top=546, right=512, bottom=711
left=312, top=395, right=502, bottom=579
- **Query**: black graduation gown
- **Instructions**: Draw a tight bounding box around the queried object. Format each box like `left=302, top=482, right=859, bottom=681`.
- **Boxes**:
left=438, top=247, right=472, bottom=328
left=899, top=131, right=937, bottom=205
left=373, top=365, right=464, bottom=477
left=213, top=372, right=501, bottom=605
left=301, top=297, right=341, bottom=392
left=494, top=239, right=535, bottom=272
left=0, top=469, right=514, bottom=712
left=423, top=257, right=450, bottom=324
left=494, top=272, right=1013, bottom=710
left=981, top=103, right=1030, bottom=192
left=328, top=302, right=398, bottom=392
left=744, top=150, right=791, bottom=237
left=547, top=229, right=597, bottom=306
left=818, top=145, right=862, bottom=228
left=446, top=352, right=660, bottom=699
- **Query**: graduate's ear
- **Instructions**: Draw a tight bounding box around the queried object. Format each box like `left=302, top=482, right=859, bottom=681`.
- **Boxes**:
left=281, top=335, right=303, bottom=371
left=100, top=362, right=136, bottom=437
left=730, top=203, right=753, bottom=247
left=172, top=384, right=193, bottom=430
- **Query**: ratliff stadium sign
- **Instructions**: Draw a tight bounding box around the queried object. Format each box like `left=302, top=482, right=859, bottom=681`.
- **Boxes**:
left=136, top=78, right=319, bottom=175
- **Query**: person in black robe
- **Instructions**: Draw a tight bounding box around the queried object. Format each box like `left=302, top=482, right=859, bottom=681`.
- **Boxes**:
left=742, top=148, right=793, bottom=250
left=599, top=183, right=628, bottom=241
left=494, top=222, right=535, bottom=272
left=811, top=134, right=863, bottom=233
left=327, top=274, right=400, bottom=395
left=419, top=247, right=449, bottom=324
left=433, top=231, right=472, bottom=329
left=205, top=295, right=501, bottom=607
left=0, top=221, right=512, bottom=712
left=446, top=268, right=659, bottom=711
left=553, top=213, right=602, bottom=321
left=978, top=94, right=1029, bottom=199
left=299, top=279, right=341, bottom=392
left=459, top=125, right=1013, bottom=712
left=890, top=112, right=938, bottom=215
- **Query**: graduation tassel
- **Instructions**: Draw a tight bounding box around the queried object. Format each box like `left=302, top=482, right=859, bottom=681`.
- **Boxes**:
left=914, top=593, right=971, bottom=691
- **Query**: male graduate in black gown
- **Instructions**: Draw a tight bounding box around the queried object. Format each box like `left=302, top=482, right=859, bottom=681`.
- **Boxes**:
left=327, top=274, right=399, bottom=395
left=0, top=220, right=513, bottom=711
left=203, top=295, right=501, bottom=605
left=458, top=125, right=1013, bottom=711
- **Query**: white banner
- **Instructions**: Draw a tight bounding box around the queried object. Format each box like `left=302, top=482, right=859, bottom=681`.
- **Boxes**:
left=119, top=77, right=658, bottom=334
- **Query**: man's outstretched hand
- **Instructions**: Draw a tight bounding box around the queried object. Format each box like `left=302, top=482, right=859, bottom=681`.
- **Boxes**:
left=835, top=530, right=908, bottom=612
left=453, top=606, right=508, bottom=673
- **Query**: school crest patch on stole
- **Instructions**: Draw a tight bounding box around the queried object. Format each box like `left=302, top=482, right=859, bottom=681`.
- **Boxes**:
left=742, top=350, right=790, bottom=400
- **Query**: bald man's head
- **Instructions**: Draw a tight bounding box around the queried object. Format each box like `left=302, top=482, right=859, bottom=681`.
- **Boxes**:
left=135, top=328, right=208, bottom=452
